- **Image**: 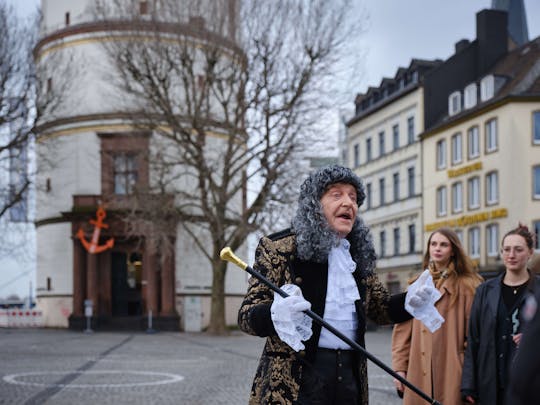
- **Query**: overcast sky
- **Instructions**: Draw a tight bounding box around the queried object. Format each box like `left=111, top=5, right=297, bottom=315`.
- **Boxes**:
left=11, top=0, right=537, bottom=115
left=11, top=0, right=540, bottom=97
left=3, top=0, right=539, bottom=298
left=354, top=0, right=540, bottom=94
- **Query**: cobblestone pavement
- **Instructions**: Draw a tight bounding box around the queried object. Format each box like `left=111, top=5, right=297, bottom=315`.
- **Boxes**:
left=0, top=327, right=402, bottom=405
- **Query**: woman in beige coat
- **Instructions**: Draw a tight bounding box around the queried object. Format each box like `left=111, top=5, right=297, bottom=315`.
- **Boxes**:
left=392, top=228, right=483, bottom=405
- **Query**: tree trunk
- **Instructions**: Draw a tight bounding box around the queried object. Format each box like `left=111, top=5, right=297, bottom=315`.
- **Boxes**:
left=207, top=259, right=228, bottom=335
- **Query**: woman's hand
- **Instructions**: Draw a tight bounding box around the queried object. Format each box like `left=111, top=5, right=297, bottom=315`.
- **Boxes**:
left=513, top=332, right=523, bottom=346
left=393, top=371, right=406, bottom=397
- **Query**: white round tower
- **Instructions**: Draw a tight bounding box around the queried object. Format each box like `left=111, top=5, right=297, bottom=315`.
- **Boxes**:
left=35, top=0, right=245, bottom=330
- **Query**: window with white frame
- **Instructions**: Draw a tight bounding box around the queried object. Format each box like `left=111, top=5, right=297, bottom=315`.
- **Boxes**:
left=480, top=75, right=495, bottom=101
left=449, top=91, right=462, bottom=116
left=380, top=230, right=386, bottom=257
left=468, top=126, right=480, bottom=159
left=455, top=229, right=464, bottom=244
left=393, top=124, right=399, bottom=150
left=468, top=227, right=480, bottom=258
left=366, top=138, right=372, bottom=162
left=379, top=177, right=386, bottom=205
left=452, top=182, right=463, bottom=213
left=468, top=176, right=480, bottom=209
left=393, top=172, right=400, bottom=201
left=408, top=224, right=415, bottom=253
left=379, top=131, right=385, bottom=156
left=353, top=144, right=360, bottom=167
left=534, top=111, right=540, bottom=144
left=464, top=83, right=477, bottom=109
left=393, top=227, right=400, bottom=255
left=451, top=133, right=462, bottom=165
left=486, top=224, right=499, bottom=256
left=366, top=183, right=372, bottom=209
left=407, top=117, right=415, bottom=144
left=486, top=171, right=498, bottom=205
left=534, top=166, right=540, bottom=199
left=485, top=119, right=498, bottom=152
left=408, top=167, right=415, bottom=197
left=436, top=139, right=447, bottom=170
left=437, top=186, right=447, bottom=216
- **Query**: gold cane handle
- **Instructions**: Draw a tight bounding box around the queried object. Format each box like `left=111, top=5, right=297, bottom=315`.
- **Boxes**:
left=220, top=247, right=248, bottom=270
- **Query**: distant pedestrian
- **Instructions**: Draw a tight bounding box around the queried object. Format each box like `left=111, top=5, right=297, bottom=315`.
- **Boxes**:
left=461, top=224, right=540, bottom=404
left=392, top=227, right=483, bottom=405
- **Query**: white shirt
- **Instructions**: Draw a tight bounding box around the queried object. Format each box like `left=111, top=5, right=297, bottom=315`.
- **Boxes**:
left=318, top=239, right=360, bottom=349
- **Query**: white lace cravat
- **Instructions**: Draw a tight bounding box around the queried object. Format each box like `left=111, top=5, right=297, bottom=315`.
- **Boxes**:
left=318, top=239, right=360, bottom=349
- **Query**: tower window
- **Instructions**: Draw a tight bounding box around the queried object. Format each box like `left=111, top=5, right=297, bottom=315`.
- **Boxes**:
left=113, top=153, right=138, bottom=195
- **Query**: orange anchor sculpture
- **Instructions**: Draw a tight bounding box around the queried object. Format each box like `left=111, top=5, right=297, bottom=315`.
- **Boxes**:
left=77, top=206, right=115, bottom=254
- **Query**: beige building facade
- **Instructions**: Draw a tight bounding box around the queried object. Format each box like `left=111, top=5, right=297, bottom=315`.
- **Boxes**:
left=347, top=9, right=540, bottom=287
left=422, top=96, right=540, bottom=274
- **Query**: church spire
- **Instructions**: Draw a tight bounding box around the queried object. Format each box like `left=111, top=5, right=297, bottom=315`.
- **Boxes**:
left=491, top=0, right=529, bottom=46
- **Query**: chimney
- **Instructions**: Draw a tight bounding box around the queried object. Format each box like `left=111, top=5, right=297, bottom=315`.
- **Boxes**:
left=455, top=39, right=470, bottom=53
left=476, top=9, right=508, bottom=75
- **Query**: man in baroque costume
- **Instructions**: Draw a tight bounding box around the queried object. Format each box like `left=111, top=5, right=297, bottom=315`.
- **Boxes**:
left=238, top=165, right=432, bottom=404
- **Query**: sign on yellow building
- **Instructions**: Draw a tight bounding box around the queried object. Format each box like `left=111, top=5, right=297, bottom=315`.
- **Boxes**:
left=425, top=208, right=508, bottom=232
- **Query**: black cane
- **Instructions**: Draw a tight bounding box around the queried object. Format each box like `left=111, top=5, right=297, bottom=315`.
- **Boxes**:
left=220, top=247, right=442, bottom=405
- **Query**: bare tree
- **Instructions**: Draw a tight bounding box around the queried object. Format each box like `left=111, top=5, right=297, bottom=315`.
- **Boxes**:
left=93, top=0, right=363, bottom=334
left=0, top=3, right=43, bottom=271
left=0, top=3, right=74, bottom=263
left=0, top=4, right=35, bottom=221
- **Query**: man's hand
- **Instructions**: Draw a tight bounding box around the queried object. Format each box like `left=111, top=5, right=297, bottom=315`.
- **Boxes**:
left=271, top=284, right=313, bottom=351
left=407, top=285, right=435, bottom=308
left=405, top=270, right=444, bottom=332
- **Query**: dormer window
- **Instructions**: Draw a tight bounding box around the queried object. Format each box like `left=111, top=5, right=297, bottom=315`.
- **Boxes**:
left=464, top=83, right=477, bottom=109
left=448, top=91, right=461, bottom=116
left=480, top=75, right=495, bottom=101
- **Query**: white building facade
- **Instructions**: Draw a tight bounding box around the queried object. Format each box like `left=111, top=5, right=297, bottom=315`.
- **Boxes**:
left=347, top=60, right=441, bottom=292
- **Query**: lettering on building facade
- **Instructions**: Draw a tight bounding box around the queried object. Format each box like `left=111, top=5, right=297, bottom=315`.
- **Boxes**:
left=425, top=208, right=508, bottom=232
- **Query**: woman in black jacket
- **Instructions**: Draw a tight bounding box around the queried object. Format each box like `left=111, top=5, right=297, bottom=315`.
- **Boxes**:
left=461, top=224, right=540, bottom=405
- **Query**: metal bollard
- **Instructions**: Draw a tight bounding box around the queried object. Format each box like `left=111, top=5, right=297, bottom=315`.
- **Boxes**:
left=84, top=299, right=94, bottom=333
left=146, top=309, right=156, bottom=334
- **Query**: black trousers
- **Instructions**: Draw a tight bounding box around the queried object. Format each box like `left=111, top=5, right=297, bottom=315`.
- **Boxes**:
left=297, top=348, right=359, bottom=404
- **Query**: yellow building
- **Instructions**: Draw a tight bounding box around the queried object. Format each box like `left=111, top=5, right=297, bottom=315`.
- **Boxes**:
left=421, top=15, right=540, bottom=275
left=347, top=9, right=540, bottom=286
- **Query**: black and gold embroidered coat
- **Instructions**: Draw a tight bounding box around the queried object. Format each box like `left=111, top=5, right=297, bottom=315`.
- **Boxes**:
left=238, top=229, right=411, bottom=405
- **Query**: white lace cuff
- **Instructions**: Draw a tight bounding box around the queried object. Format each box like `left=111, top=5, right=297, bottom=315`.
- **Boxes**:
left=271, top=284, right=313, bottom=351
left=405, top=269, right=445, bottom=333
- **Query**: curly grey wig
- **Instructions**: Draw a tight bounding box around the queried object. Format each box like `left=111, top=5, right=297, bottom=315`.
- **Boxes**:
left=291, top=165, right=376, bottom=276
